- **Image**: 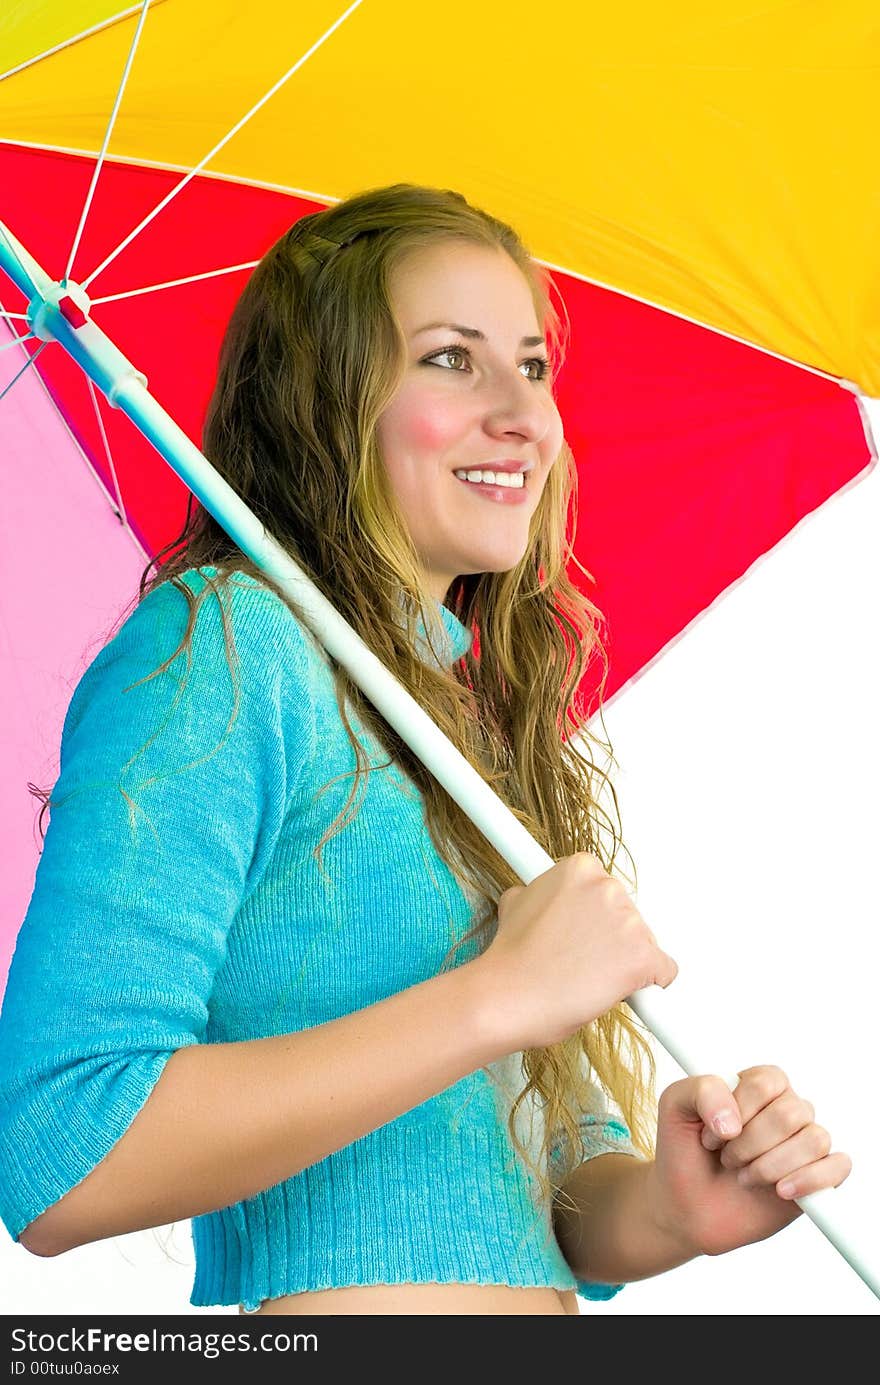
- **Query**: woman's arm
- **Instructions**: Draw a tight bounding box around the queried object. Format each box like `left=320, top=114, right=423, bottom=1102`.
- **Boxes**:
left=20, top=958, right=507, bottom=1258
left=553, top=1067, right=851, bottom=1288
left=0, top=574, right=508, bottom=1260
left=552, top=1152, right=699, bottom=1286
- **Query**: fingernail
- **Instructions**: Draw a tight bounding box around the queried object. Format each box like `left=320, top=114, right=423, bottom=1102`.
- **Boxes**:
left=713, top=1111, right=739, bottom=1136
left=778, top=1181, right=797, bottom=1198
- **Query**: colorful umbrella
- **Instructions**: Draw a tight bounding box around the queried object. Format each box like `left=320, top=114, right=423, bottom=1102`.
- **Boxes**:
left=1, top=0, right=878, bottom=1310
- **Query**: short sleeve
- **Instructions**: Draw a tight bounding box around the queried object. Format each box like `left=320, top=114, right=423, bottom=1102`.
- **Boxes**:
left=0, top=571, right=314, bottom=1244
left=550, top=1080, right=641, bottom=1302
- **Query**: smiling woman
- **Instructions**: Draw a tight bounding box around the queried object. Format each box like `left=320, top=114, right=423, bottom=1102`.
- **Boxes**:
left=0, top=183, right=661, bottom=1317
left=375, top=239, right=564, bottom=601
left=3, top=175, right=854, bottom=1318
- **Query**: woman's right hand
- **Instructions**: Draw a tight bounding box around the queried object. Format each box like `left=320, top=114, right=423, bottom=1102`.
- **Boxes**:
left=474, top=851, right=679, bottom=1050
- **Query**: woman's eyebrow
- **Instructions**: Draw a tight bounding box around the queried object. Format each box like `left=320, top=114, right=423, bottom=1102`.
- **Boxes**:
left=414, top=321, right=546, bottom=348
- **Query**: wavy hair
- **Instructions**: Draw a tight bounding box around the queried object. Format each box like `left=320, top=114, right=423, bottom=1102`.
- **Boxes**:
left=34, top=182, right=657, bottom=1240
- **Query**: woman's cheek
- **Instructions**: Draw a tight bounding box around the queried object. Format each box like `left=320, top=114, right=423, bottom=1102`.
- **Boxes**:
left=378, top=387, right=460, bottom=459
left=405, top=402, right=462, bottom=453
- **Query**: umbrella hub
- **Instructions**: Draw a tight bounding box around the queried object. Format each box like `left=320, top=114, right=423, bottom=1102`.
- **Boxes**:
left=28, top=278, right=91, bottom=340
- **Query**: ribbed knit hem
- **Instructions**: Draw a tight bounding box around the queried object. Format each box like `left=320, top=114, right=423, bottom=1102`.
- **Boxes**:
left=190, top=1121, right=582, bottom=1309
left=0, top=1049, right=175, bottom=1243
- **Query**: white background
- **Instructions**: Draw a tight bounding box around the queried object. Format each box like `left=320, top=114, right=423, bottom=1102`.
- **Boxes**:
left=2, top=397, right=878, bottom=1316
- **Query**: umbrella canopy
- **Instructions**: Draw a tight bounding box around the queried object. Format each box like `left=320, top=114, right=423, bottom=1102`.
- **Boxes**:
left=0, top=3, right=875, bottom=697
left=2, top=2, right=877, bottom=376
left=1, top=0, right=878, bottom=1312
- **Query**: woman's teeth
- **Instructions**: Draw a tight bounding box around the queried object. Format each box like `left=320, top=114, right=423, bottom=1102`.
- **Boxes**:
left=452, top=470, right=525, bottom=488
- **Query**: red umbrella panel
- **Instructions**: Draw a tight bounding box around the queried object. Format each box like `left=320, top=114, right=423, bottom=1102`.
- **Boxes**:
left=0, top=142, right=873, bottom=712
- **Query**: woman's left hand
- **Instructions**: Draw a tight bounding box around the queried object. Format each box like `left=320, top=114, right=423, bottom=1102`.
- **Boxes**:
left=648, top=1065, right=852, bottom=1258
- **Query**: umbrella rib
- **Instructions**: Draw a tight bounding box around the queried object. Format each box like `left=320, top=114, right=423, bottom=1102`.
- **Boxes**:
left=0, top=299, right=148, bottom=558
left=1, top=297, right=148, bottom=551
left=0, top=331, right=35, bottom=353
left=86, top=376, right=131, bottom=532
left=0, top=340, right=50, bottom=406
left=90, top=262, right=260, bottom=305
left=65, top=0, right=154, bottom=287
left=0, top=4, right=164, bottom=85
left=80, top=0, right=365, bottom=295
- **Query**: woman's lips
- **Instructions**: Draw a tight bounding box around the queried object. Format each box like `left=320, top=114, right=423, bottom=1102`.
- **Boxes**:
left=454, top=474, right=529, bottom=504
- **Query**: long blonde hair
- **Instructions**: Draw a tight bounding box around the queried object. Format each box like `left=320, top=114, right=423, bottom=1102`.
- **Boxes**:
left=46, top=183, right=658, bottom=1228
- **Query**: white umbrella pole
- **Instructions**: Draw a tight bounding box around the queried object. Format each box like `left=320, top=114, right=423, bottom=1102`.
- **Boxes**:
left=1, top=219, right=876, bottom=1303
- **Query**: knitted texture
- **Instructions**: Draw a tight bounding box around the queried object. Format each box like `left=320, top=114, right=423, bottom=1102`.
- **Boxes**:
left=0, top=567, right=637, bottom=1307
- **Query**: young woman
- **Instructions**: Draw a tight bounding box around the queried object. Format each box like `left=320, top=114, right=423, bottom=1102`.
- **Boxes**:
left=0, top=184, right=851, bottom=1316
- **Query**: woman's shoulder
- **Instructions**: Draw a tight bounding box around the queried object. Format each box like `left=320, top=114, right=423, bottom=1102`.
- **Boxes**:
left=49, top=565, right=322, bottom=808
left=149, top=564, right=314, bottom=651
left=63, top=564, right=319, bottom=744
left=94, top=563, right=319, bottom=688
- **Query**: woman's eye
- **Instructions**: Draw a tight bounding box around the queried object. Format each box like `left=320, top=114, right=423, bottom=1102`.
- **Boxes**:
left=522, top=357, right=552, bottom=382
left=424, top=345, right=551, bottom=381
left=428, top=347, right=470, bottom=371
left=435, top=344, right=468, bottom=368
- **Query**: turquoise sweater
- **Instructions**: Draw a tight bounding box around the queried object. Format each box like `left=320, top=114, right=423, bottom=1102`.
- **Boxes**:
left=0, top=567, right=637, bottom=1309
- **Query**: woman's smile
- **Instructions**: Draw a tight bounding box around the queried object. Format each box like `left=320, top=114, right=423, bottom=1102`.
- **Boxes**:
left=452, top=471, right=530, bottom=504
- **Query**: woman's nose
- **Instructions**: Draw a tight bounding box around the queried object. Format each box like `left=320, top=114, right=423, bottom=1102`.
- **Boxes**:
left=482, top=370, right=553, bottom=444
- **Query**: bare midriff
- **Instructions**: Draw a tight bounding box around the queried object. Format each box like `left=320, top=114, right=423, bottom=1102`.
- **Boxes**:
left=238, top=1284, right=580, bottom=1315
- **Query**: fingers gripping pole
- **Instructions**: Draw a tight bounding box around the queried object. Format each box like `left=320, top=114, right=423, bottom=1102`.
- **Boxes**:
left=1, top=220, right=876, bottom=1305
left=626, top=988, right=875, bottom=1296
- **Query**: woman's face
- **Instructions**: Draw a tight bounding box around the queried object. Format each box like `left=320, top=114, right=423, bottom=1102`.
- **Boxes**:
left=376, top=240, right=564, bottom=603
